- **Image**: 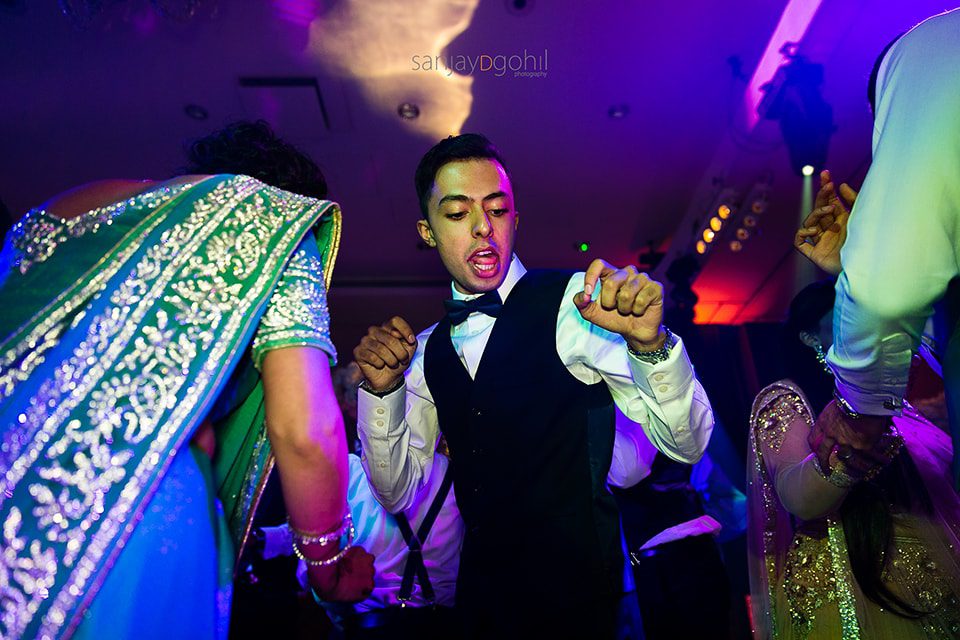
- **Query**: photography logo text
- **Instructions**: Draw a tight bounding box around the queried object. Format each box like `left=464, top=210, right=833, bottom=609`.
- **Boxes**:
left=411, top=49, right=548, bottom=78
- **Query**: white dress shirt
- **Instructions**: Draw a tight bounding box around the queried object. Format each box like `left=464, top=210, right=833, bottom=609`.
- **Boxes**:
left=357, top=254, right=714, bottom=512
left=292, top=453, right=463, bottom=613
left=827, top=9, right=960, bottom=415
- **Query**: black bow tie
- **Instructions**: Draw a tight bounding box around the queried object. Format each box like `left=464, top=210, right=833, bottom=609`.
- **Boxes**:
left=443, top=291, right=503, bottom=325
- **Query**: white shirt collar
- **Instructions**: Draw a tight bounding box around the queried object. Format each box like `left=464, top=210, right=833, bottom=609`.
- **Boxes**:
left=450, top=254, right=527, bottom=302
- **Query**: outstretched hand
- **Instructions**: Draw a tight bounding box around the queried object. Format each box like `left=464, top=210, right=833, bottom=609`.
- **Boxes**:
left=573, top=259, right=665, bottom=350
left=794, top=169, right=858, bottom=276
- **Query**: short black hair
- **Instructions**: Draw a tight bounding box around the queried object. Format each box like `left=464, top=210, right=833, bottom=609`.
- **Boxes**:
left=414, top=133, right=510, bottom=218
left=181, top=120, right=328, bottom=199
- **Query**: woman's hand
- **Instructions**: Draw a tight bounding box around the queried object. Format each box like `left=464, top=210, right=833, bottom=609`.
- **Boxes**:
left=308, top=546, right=376, bottom=602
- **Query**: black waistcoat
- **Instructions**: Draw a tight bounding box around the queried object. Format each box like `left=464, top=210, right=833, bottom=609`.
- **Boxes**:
left=424, top=270, right=623, bottom=615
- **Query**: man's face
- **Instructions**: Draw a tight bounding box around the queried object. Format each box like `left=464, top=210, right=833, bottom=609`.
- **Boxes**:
left=417, top=158, right=519, bottom=294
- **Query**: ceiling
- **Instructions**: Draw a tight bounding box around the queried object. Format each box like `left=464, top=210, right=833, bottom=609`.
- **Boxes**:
left=0, top=0, right=951, bottom=356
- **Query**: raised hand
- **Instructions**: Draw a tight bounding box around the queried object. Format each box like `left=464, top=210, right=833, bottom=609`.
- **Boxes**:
left=573, top=259, right=665, bottom=351
left=794, top=169, right=858, bottom=275
left=353, top=316, right=417, bottom=393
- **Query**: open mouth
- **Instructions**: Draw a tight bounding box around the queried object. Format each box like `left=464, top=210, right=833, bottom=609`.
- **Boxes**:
left=468, top=247, right=500, bottom=278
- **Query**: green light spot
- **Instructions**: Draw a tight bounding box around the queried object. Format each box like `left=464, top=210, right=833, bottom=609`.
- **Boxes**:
left=578, top=242, right=590, bottom=252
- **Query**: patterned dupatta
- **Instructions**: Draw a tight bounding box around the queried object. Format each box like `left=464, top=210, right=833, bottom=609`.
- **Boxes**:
left=748, top=380, right=960, bottom=639
left=747, top=381, right=862, bottom=640
left=0, top=175, right=340, bottom=639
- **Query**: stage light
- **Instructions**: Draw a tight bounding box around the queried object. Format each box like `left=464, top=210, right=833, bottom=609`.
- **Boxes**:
left=702, top=229, right=715, bottom=243
left=709, top=217, right=723, bottom=232
left=802, top=164, right=815, bottom=176
left=751, top=200, right=767, bottom=214
left=718, top=205, right=732, bottom=219
left=730, top=240, right=743, bottom=252
left=696, top=241, right=707, bottom=254
left=743, top=215, right=758, bottom=227
left=398, top=102, right=421, bottom=119
left=736, top=228, right=750, bottom=240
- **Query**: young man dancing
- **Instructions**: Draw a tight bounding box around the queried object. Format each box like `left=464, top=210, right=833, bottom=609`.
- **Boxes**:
left=354, top=133, right=714, bottom=638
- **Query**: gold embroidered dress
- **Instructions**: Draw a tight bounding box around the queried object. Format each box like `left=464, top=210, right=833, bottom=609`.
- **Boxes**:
left=0, top=175, right=341, bottom=640
left=748, top=380, right=960, bottom=639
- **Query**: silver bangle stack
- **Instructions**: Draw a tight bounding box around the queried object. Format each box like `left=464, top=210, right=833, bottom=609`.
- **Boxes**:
left=289, top=513, right=355, bottom=568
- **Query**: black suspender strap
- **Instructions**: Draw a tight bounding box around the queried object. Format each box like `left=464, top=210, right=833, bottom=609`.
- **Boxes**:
left=395, top=464, right=455, bottom=603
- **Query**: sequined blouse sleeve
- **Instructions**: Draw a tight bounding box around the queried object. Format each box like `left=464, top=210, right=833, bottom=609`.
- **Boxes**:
left=251, top=233, right=337, bottom=370
left=752, top=381, right=849, bottom=521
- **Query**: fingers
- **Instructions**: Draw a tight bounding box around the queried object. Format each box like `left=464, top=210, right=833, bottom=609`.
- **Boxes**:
left=819, top=169, right=832, bottom=189
left=802, top=204, right=835, bottom=230
left=582, top=258, right=615, bottom=298
left=794, top=230, right=817, bottom=258
left=814, top=172, right=834, bottom=210
left=385, top=316, right=416, bottom=345
left=595, top=268, right=662, bottom=316
left=599, top=266, right=633, bottom=311
left=353, top=318, right=417, bottom=369
left=631, top=279, right=663, bottom=316
left=808, top=416, right=837, bottom=470
left=838, top=183, right=858, bottom=208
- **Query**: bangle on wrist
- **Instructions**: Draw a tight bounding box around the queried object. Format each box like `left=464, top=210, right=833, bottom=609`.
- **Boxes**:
left=288, top=512, right=353, bottom=547
left=627, top=326, right=677, bottom=364
left=290, top=513, right=356, bottom=567
left=359, top=377, right=404, bottom=398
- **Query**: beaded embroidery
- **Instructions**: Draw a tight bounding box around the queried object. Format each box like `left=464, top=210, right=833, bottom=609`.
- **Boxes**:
left=9, top=183, right=195, bottom=275
left=0, top=176, right=337, bottom=639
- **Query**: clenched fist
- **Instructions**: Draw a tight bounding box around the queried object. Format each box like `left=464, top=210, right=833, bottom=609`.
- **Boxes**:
left=573, top=259, right=666, bottom=351
left=353, top=316, right=418, bottom=393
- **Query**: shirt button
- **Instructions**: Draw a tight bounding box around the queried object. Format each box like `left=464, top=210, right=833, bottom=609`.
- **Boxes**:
left=654, top=373, right=665, bottom=382
left=375, top=407, right=385, bottom=416
left=657, top=385, right=669, bottom=393
left=375, top=420, right=384, bottom=427
left=676, top=425, right=688, bottom=434
left=378, top=461, right=387, bottom=468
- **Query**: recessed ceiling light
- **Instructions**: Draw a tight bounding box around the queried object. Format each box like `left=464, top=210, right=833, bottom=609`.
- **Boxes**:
left=608, top=104, right=630, bottom=119
left=398, top=102, right=420, bottom=119
left=505, top=0, right=535, bottom=16
left=183, top=104, right=208, bottom=120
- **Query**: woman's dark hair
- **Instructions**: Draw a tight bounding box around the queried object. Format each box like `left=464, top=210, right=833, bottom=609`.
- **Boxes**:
left=781, top=278, right=837, bottom=413
left=181, top=120, right=328, bottom=199
left=414, top=133, right=510, bottom=219
left=782, top=279, right=933, bottom=618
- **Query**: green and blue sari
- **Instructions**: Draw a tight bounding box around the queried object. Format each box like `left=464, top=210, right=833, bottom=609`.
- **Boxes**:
left=0, top=175, right=340, bottom=639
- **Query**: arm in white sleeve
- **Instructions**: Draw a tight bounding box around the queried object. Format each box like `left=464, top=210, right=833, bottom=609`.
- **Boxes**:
left=827, top=15, right=960, bottom=414
left=607, top=407, right=658, bottom=488
left=558, top=272, right=714, bottom=464
left=356, top=329, right=439, bottom=513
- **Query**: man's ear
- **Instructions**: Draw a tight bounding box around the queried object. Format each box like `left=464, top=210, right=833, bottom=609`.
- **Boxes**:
left=417, top=218, right=436, bottom=247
